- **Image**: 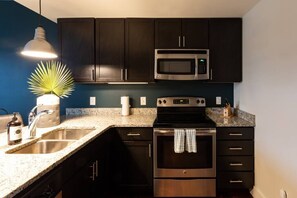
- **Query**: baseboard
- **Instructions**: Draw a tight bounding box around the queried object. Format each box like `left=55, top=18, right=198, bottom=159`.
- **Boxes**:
left=251, top=187, right=266, bottom=198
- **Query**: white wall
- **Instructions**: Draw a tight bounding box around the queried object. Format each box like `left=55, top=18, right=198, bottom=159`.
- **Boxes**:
left=234, top=0, right=297, bottom=197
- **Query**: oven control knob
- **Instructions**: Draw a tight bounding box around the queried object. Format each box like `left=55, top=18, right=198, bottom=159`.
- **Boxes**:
left=183, top=170, right=187, bottom=174
left=201, top=99, right=205, bottom=104
left=158, top=100, right=162, bottom=104
left=163, top=100, right=167, bottom=104
left=196, top=99, right=200, bottom=104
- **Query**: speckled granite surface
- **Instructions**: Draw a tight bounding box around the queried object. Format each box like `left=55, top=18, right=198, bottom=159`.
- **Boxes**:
left=0, top=111, right=156, bottom=198
left=0, top=107, right=255, bottom=197
left=206, top=107, right=255, bottom=127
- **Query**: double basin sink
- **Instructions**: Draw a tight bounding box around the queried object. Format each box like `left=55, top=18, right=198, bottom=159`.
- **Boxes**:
left=6, top=128, right=94, bottom=154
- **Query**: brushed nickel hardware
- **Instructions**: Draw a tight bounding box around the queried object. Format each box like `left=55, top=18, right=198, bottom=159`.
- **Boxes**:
left=183, top=170, right=187, bottom=174
left=90, top=162, right=95, bottom=181
left=178, top=36, right=181, bottom=47
left=229, top=133, right=243, bottom=136
left=229, top=180, right=243, bottom=183
left=120, top=69, right=124, bottom=81
left=183, top=36, right=186, bottom=47
left=229, top=163, right=243, bottom=166
left=92, top=69, right=95, bottom=81
left=229, top=147, right=243, bottom=151
left=127, top=133, right=141, bottom=136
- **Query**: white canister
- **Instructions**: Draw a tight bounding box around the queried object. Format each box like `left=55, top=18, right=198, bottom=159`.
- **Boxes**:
left=121, top=96, right=130, bottom=116
left=36, top=94, right=60, bottom=128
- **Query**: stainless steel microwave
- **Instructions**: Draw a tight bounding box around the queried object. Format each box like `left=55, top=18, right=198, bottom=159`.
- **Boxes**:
left=154, top=49, right=209, bottom=80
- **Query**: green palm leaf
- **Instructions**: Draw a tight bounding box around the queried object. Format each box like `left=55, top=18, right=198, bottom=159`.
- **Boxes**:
left=28, top=61, right=74, bottom=98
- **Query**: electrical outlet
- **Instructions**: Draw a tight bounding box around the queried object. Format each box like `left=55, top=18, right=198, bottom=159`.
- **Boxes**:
left=216, top=96, right=221, bottom=105
left=90, top=97, right=96, bottom=106
left=140, top=97, right=146, bottom=106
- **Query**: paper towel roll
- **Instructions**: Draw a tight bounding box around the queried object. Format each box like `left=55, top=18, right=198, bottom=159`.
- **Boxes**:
left=121, top=96, right=130, bottom=116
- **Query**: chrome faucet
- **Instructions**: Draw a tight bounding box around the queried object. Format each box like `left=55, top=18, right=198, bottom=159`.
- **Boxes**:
left=27, top=105, right=53, bottom=139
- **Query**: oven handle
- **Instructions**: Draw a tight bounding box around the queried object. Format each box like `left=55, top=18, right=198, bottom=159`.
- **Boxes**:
left=154, top=128, right=216, bottom=135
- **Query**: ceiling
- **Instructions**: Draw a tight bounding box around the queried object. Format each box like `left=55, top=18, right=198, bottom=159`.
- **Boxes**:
left=15, top=0, right=260, bottom=23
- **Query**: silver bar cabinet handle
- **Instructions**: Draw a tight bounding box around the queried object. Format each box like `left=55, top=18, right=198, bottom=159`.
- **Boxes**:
left=90, top=162, right=95, bottom=181
left=229, top=133, right=243, bottom=136
left=120, top=69, right=124, bottom=81
left=229, top=180, right=243, bottom=183
left=92, top=69, right=95, bottom=81
left=127, top=133, right=141, bottom=136
left=230, top=163, right=243, bottom=166
left=229, top=147, right=243, bottom=151
left=149, top=143, right=151, bottom=158
left=183, top=36, right=185, bottom=47
left=178, top=36, right=181, bottom=47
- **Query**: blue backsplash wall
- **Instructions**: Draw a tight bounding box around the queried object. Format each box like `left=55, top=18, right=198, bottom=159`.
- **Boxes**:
left=0, top=2, right=233, bottom=124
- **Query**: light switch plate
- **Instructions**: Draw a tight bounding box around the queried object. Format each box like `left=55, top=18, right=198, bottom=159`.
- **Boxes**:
left=90, top=97, right=96, bottom=106
left=140, top=97, right=146, bottom=106
left=216, top=96, right=221, bottom=105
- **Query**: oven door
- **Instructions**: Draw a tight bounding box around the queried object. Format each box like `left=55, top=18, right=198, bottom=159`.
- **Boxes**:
left=153, top=128, right=216, bottom=178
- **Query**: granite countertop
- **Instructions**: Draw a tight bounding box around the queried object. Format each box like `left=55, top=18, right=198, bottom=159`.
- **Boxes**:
left=0, top=107, right=255, bottom=198
left=0, top=112, right=156, bottom=198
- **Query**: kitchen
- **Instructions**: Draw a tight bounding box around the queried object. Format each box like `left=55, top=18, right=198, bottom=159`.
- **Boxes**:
left=0, top=0, right=297, bottom=198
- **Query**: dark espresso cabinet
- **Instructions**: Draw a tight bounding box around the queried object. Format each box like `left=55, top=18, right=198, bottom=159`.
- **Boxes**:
left=59, top=18, right=154, bottom=83
left=95, top=19, right=125, bottom=82
left=216, top=127, right=254, bottom=191
left=111, top=128, right=153, bottom=194
left=209, top=18, right=242, bottom=82
left=125, top=19, right=155, bottom=82
left=58, top=18, right=95, bottom=82
left=155, top=19, right=209, bottom=49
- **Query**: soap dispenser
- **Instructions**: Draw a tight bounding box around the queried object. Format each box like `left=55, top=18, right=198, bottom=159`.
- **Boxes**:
left=7, top=113, right=22, bottom=145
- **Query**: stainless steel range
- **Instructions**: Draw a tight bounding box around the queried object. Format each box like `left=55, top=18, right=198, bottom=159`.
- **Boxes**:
left=153, top=97, right=216, bottom=197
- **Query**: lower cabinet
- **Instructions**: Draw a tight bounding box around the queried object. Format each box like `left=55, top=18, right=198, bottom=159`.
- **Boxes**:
left=110, top=127, right=153, bottom=194
left=62, top=129, right=112, bottom=198
left=216, top=127, right=254, bottom=191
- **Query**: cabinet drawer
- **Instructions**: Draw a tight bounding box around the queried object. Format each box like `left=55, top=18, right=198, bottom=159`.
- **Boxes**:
left=217, top=172, right=254, bottom=190
left=217, top=141, right=254, bottom=156
left=116, top=127, right=152, bottom=141
left=217, top=156, right=254, bottom=171
left=217, top=127, right=254, bottom=140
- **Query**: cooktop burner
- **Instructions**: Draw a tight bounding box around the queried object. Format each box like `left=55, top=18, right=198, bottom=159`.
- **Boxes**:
left=153, top=97, right=216, bottom=128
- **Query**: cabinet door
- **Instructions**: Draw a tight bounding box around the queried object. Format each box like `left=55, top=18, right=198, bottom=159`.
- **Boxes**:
left=209, top=18, right=242, bottom=82
left=125, top=19, right=155, bottom=82
left=112, top=140, right=153, bottom=192
left=62, top=162, right=93, bottom=198
left=155, top=19, right=182, bottom=49
left=96, top=19, right=125, bottom=82
left=182, top=19, right=209, bottom=49
left=58, top=18, right=95, bottom=82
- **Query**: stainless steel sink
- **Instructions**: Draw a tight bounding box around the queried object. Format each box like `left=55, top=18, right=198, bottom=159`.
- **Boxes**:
left=7, top=140, right=75, bottom=154
left=41, top=128, right=94, bottom=140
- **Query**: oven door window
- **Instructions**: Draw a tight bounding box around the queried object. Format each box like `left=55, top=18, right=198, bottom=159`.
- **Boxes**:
left=157, top=136, right=212, bottom=169
left=157, top=59, right=195, bottom=75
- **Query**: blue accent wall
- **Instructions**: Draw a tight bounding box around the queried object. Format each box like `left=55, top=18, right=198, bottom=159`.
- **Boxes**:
left=0, top=1, right=233, bottom=125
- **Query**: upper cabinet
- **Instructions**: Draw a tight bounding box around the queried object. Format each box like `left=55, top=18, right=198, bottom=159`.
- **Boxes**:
left=95, top=19, right=125, bottom=82
left=125, top=19, right=155, bottom=82
left=58, top=18, right=95, bottom=82
left=155, top=19, right=209, bottom=49
left=58, top=18, right=154, bottom=83
left=209, top=18, right=242, bottom=82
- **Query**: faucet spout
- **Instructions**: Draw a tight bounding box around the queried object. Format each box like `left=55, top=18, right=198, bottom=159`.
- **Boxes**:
left=27, top=109, right=54, bottom=139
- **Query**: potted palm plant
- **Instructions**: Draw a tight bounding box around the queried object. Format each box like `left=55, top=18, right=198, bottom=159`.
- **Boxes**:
left=28, top=61, right=74, bottom=127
